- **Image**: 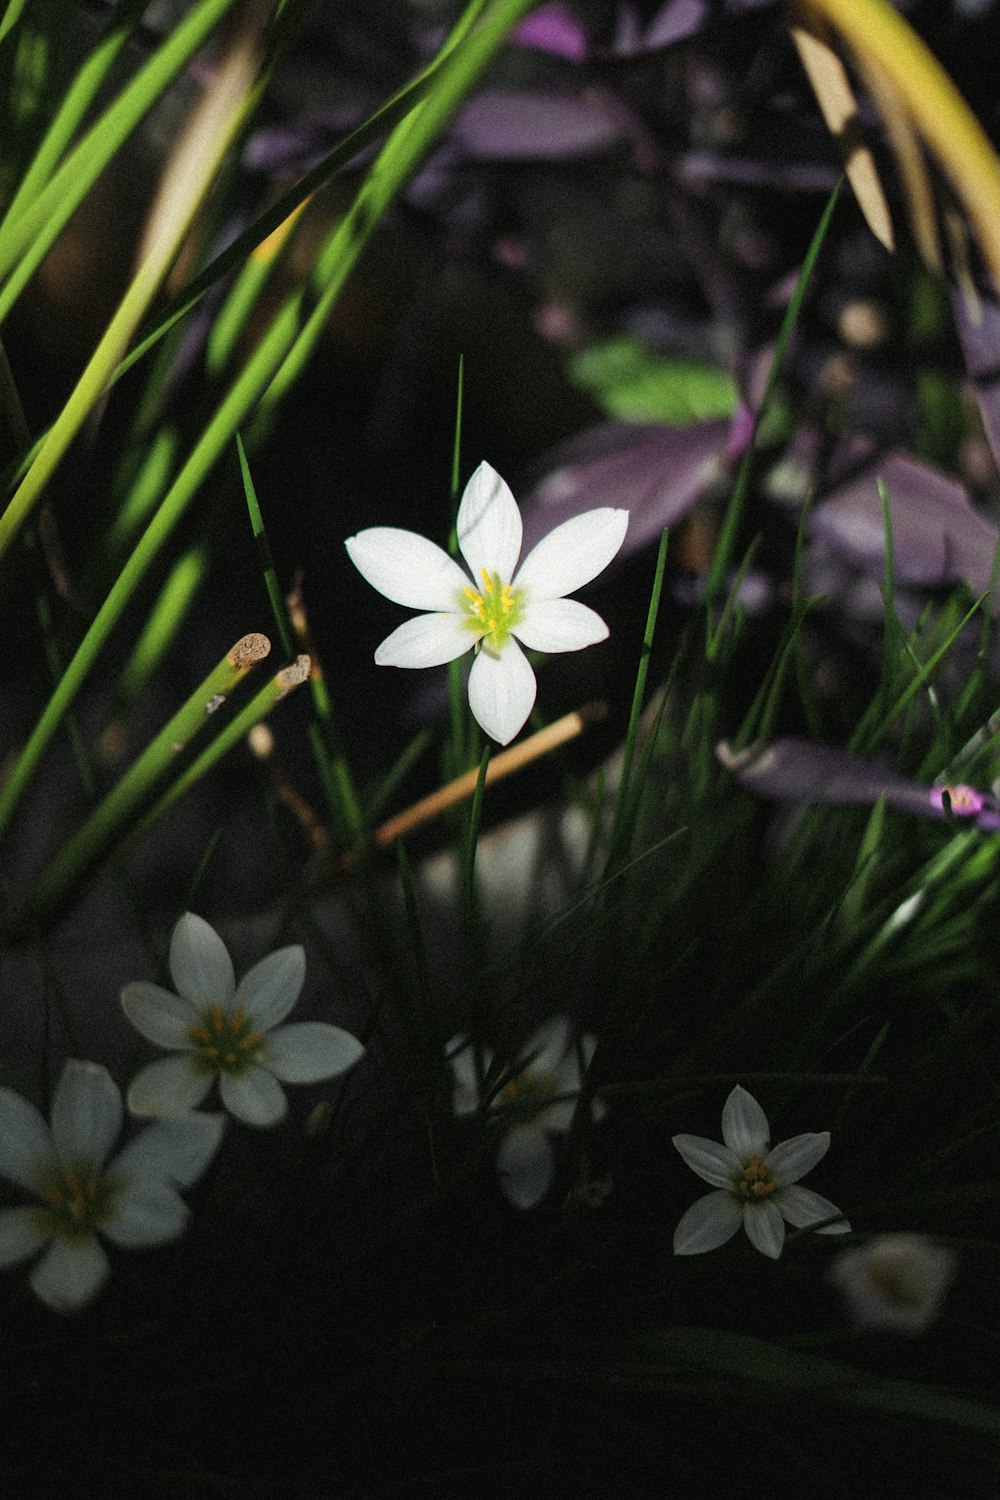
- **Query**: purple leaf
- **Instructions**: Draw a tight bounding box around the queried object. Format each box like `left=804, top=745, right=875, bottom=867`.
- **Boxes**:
left=718, top=737, right=1000, bottom=830
left=810, top=450, right=1000, bottom=595
left=951, top=285, right=1000, bottom=478
left=519, top=419, right=736, bottom=560
left=451, top=90, right=628, bottom=161
left=610, top=0, right=776, bottom=56
left=512, top=4, right=589, bottom=62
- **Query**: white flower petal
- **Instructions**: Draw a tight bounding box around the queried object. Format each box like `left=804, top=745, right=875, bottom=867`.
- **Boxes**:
left=496, top=1125, right=554, bottom=1209
left=672, top=1134, right=740, bottom=1188
left=829, top=1236, right=955, bottom=1333
left=514, top=597, right=609, bottom=654
left=778, top=1184, right=850, bottom=1234
left=467, top=637, right=537, bottom=745
left=0, top=1086, right=56, bottom=1194
left=169, top=913, right=235, bottom=1009
left=263, top=1022, right=364, bottom=1083
left=673, top=1191, right=742, bottom=1254
left=30, top=1234, right=109, bottom=1312
left=0, top=1206, right=49, bottom=1268
left=112, top=1113, right=225, bottom=1189
left=51, top=1062, right=122, bottom=1171
left=235, top=945, right=305, bottom=1030
left=768, top=1131, right=830, bottom=1185
left=120, top=981, right=199, bottom=1049
left=720, top=1085, right=769, bottom=1158
left=448, top=1038, right=489, bottom=1114
left=374, top=612, right=472, bottom=669
left=456, top=461, right=522, bottom=584
left=103, top=1180, right=189, bottom=1248
left=346, top=528, right=470, bottom=610
left=219, top=1067, right=287, bottom=1128
left=126, top=1056, right=214, bottom=1118
left=743, top=1199, right=786, bottom=1258
left=524, top=1017, right=571, bottom=1076
left=513, top=507, right=628, bottom=598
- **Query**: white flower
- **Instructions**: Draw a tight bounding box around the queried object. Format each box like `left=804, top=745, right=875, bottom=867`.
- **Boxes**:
left=449, top=1017, right=604, bottom=1209
left=121, top=912, right=364, bottom=1128
left=672, top=1084, right=849, bottom=1259
left=345, top=460, right=628, bottom=745
left=0, top=1060, right=223, bottom=1312
left=828, top=1234, right=956, bottom=1333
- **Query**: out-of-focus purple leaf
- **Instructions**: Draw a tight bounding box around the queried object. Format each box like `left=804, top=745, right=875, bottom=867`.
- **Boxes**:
left=451, top=90, right=628, bottom=161
left=717, top=737, right=1000, bottom=830
left=519, top=418, right=737, bottom=560
left=512, top=4, right=589, bottom=62
left=610, top=0, right=775, bottom=55
left=810, top=450, right=1000, bottom=594
left=951, top=286, right=1000, bottom=477
left=677, top=151, right=838, bottom=194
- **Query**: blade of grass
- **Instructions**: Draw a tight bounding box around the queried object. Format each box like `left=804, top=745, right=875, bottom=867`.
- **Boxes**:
left=0, top=0, right=277, bottom=563
left=17, top=633, right=271, bottom=928
left=0, top=0, right=538, bottom=841
left=605, top=527, right=668, bottom=865
left=705, top=177, right=842, bottom=604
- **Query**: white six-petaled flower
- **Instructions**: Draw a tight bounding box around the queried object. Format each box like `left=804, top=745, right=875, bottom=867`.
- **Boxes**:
left=672, top=1084, right=849, bottom=1259
left=121, top=912, right=364, bottom=1129
left=449, top=1017, right=604, bottom=1209
left=828, top=1233, right=956, bottom=1333
left=345, top=460, right=628, bottom=745
left=0, top=1060, right=224, bottom=1312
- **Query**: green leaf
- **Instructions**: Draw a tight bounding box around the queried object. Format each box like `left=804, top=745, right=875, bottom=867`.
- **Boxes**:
left=567, top=337, right=738, bottom=424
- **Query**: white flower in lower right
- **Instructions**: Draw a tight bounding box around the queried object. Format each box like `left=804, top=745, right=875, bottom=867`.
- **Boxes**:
left=672, top=1084, right=849, bottom=1259
left=449, top=1017, right=603, bottom=1209
left=828, top=1234, right=956, bottom=1333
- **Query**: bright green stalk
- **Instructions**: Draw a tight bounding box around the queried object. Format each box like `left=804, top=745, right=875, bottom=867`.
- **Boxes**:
left=112, top=0, right=493, bottom=393
left=19, top=633, right=271, bottom=927
left=107, top=427, right=179, bottom=552
left=0, top=0, right=30, bottom=47
left=0, top=0, right=535, bottom=843
left=254, top=0, right=538, bottom=426
left=0, top=0, right=148, bottom=229
left=0, top=0, right=276, bottom=564
left=125, top=654, right=312, bottom=849
left=116, top=543, right=210, bottom=706
left=0, top=0, right=241, bottom=286
left=0, top=303, right=296, bottom=843
left=237, top=432, right=292, bottom=656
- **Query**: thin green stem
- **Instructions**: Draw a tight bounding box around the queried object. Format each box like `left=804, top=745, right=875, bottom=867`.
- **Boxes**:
left=19, top=633, right=271, bottom=927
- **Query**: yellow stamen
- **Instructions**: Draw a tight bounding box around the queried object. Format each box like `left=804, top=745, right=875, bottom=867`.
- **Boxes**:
left=738, top=1152, right=779, bottom=1198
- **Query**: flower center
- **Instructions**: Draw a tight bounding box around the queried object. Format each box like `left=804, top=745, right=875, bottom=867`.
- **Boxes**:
left=736, top=1152, right=779, bottom=1199
left=867, top=1263, right=923, bottom=1309
left=930, top=783, right=983, bottom=816
left=461, top=568, right=524, bottom=652
left=188, top=1002, right=264, bottom=1075
left=39, top=1161, right=116, bottom=1240
left=498, top=1067, right=557, bottom=1122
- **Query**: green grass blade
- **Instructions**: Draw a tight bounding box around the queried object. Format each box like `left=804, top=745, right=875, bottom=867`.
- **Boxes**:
left=17, top=633, right=271, bottom=928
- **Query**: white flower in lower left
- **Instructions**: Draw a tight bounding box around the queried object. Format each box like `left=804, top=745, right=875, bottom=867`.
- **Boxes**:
left=0, top=1060, right=223, bottom=1312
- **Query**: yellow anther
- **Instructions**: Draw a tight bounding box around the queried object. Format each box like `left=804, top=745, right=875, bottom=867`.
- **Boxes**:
left=738, top=1152, right=779, bottom=1198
